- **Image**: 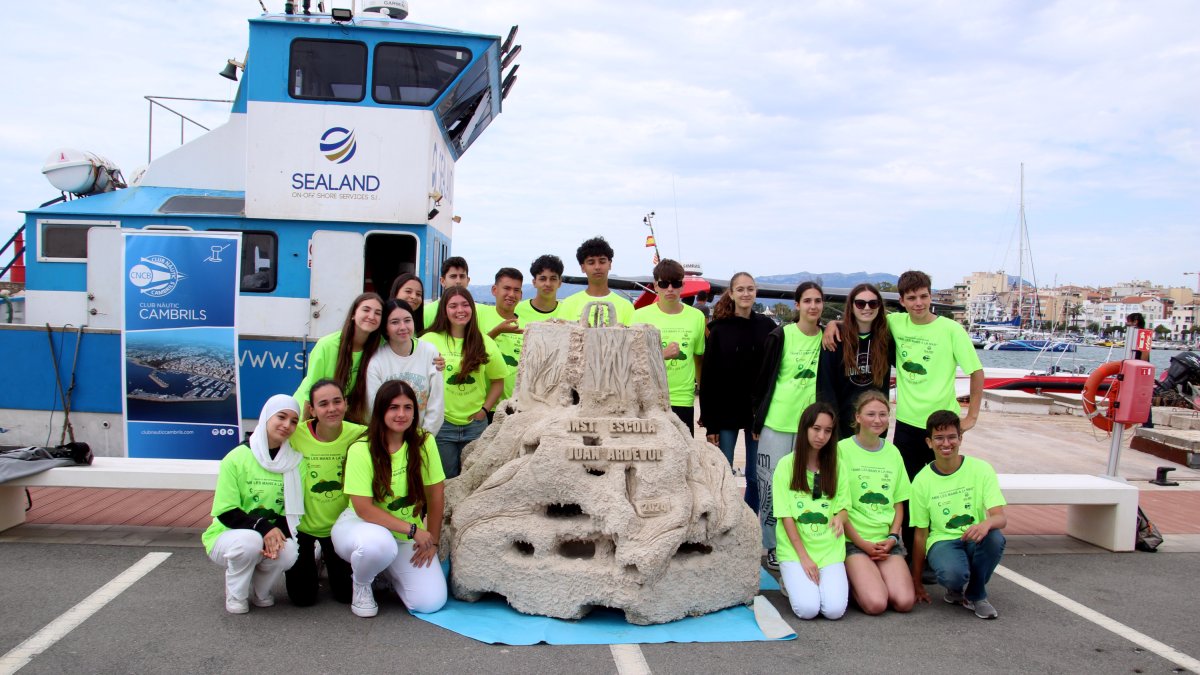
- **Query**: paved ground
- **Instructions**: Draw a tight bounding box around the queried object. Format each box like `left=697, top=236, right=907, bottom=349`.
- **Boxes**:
left=0, top=542, right=1197, bottom=674
left=4, top=410, right=1200, bottom=673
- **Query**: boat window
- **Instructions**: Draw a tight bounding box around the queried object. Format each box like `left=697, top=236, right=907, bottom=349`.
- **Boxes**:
left=210, top=229, right=278, bottom=293
left=437, top=53, right=495, bottom=154
left=289, top=39, right=367, bottom=102
left=159, top=196, right=245, bottom=215
left=372, top=44, right=471, bottom=106
left=38, top=220, right=116, bottom=262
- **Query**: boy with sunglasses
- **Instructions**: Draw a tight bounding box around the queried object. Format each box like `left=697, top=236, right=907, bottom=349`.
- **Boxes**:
left=633, top=259, right=706, bottom=434
left=559, top=236, right=634, bottom=326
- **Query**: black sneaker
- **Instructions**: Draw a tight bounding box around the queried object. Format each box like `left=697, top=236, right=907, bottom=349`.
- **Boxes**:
left=766, top=549, right=780, bottom=571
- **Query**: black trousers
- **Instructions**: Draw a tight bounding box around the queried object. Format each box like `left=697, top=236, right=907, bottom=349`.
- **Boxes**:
left=285, top=532, right=353, bottom=606
left=892, top=419, right=934, bottom=561
left=671, top=406, right=695, bottom=436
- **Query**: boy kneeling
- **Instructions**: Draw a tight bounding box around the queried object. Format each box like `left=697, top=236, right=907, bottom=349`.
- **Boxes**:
left=910, top=411, right=1007, bottom=619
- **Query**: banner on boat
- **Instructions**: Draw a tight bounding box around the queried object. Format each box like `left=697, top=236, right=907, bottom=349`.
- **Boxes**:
left=244, top=102, right=453, bottom=227
left=122, top=232, right=242, bottom=459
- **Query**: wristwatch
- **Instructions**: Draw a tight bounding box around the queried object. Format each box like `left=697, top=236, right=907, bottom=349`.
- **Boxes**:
left=409, top=522, right=418, bottom=539
left=887, top=533, right=901, bottom=542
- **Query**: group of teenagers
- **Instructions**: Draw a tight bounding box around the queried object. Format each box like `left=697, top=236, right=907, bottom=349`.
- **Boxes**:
left=202, top=235, right=1009, bottom=624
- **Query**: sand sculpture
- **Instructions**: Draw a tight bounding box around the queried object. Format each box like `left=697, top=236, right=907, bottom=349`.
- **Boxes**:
left=442, top=303, right=760, bottom=625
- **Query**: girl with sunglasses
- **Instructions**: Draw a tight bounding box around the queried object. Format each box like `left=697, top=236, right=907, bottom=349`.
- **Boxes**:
left=817, top=283, right=894, bottom=440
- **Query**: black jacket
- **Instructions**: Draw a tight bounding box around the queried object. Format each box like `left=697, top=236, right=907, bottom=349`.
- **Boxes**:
left=816, top=334, right=893, bottom=439
left=698, top=312, right=776, bottom=430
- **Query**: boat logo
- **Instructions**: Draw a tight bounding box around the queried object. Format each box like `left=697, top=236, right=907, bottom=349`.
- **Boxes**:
left=128, top=255, right=186, bottom=297
left=320, top=127, right=357, bottom=164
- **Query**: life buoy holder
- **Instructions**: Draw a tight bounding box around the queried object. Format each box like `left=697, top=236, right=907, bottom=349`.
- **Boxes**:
left=1081, top=361, right=1124, bottom=433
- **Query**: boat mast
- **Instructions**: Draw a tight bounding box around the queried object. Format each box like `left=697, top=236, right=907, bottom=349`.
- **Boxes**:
left=1018, top=163, right=1025, bottom=330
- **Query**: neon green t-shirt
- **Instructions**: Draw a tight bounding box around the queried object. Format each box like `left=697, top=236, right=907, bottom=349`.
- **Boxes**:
left=764, top=324, right=823, bottom=433
left=423, top=299, right=439, bottom=330
left=420, top=331, right=508, bottom=425
left=201, top=444, right=297, bottom=554
left=290, top=421, right=366, bottom=538
left=558, top=290, right=634, bottom=326
left=515, top=298, right=561, bottom=323
left=836, top=436, right=912, bottom=542
left=342, top=435, right=445, bottom=541
left=632, top=303, right=707, bottom=407
left=772, top=453, right=850, bottom=568
left=889, top=314, right=983, bottom=428
left=909, top=456, right=1006, bottom=552
left=293, top=332, right=383, bottom=407
left=475, top=304, right=526, bottom=404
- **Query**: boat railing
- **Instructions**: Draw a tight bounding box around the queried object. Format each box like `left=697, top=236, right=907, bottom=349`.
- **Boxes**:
left=0, top=224, right=25, bottom=289
left=145, top=95, right=232, bottom=163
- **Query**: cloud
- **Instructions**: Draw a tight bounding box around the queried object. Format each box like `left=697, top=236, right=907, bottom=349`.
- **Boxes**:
left=2, top=0, right=1196, bottom=291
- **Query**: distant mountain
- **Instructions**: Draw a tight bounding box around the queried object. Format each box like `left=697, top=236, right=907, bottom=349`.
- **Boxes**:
left=756, top=272, right=899, bottom=289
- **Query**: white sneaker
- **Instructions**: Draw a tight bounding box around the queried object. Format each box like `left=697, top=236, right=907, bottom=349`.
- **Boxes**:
left=250, top=593, right=275, bottom=608
left=351, top=582, right=378, bottom=618
left=225, top=596, right=249, bottom=614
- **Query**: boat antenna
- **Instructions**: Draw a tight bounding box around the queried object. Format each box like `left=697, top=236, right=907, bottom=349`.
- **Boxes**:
left=256, top=0, right=267, bottom=12
left=643, top=211, right=662, bottom=266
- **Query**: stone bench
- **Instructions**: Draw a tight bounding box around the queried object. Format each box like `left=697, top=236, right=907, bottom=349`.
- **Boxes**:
left=998, top=473, right=1138, bottom=552
left=0, top=457, right=219, bottom=531
left=982, top=390, right=1053, bottom=415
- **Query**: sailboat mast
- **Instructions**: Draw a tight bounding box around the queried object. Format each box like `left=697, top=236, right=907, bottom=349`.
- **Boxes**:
left=1018, top=163, right=1025, bottom=330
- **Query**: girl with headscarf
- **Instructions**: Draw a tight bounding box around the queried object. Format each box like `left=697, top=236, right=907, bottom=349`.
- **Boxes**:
left=201, top=394, right=304, bottom=614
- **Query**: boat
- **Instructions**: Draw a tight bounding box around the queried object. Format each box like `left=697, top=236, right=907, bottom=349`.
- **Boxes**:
left=0, top=2, right=519, bottom=458
left=983, top=339, right=1078, bottom=352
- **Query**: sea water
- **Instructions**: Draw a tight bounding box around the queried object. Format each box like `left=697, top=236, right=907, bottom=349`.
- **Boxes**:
left=977, top=345, right=1187, bottom=373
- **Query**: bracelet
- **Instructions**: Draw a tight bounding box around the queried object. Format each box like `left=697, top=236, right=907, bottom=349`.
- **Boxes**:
left=887, top=533, right=901, bottom=542
left=409, top=522, right=418, bottom=539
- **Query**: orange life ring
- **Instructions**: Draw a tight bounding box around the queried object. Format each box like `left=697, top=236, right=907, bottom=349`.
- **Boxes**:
left=1081, top=361, right=1124, bottom=433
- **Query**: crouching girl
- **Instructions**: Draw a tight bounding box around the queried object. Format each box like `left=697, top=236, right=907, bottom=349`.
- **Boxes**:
left=332, top=379, right=447, bottom=617
left=772, top=401, right=850, bottom=620
left=201, top=395, right=303, bottom=614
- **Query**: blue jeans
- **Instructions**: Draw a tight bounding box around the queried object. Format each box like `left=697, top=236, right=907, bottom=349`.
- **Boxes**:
left=926, top=529, right=1006, bottom=602
left=716, top=428, right=760, bottom=511
left=434, top=418, right=488, bottom=478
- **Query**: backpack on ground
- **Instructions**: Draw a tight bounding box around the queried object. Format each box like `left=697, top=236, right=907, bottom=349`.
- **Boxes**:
left=1135, top=507, right=1163, bottom=552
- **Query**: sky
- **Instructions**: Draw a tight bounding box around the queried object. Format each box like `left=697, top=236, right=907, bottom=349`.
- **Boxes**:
left=3, top=1, right=1197, bottom=290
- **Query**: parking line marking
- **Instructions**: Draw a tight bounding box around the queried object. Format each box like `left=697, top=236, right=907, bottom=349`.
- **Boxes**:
left=610, top=643, right=652, bottom=675
left=996, top=564, right=1200, bottom=673
left=0, top=552, right=171, bottom=675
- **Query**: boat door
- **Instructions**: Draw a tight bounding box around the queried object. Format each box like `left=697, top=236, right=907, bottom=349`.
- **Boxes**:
left=308, top=230, right=364, bottom=338
left=364, top=231, right=419, bottom=298
left=86, top=226, right=123, bottom=330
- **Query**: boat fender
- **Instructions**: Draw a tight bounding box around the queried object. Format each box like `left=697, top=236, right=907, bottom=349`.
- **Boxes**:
left=1081, top=361, right=1124, bottom=433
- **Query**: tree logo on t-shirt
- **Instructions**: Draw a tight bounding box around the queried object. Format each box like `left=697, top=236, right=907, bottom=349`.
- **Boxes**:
left=795, top=510, right=828, bottom=533
left=859, top=491, right=890, bottom=510
left=247, top=506, right=276, bottom=519
left=946, top=514, right=976, bottom=529
left=310, top=480, right=342, bottom=494
left=902, top=361, right=927, bottom=375
left=503, top=354, right=519, bottom=366
left=794, top=367, right=816, bottom=379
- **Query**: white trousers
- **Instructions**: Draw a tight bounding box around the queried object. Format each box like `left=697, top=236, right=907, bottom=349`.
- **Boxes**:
left=208, top=529, right=299, bottom=603
left=779, top=561, right=848, bottom=620
left=331, top=510, right=447, bottom=614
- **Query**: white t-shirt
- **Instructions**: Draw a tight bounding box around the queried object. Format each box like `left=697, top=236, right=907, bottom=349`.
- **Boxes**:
left=365, top=338, right=445, bottom=435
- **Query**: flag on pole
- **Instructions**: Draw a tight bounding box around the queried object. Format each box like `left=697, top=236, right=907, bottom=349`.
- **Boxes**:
left=645, top=235, right=656, bottom=248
